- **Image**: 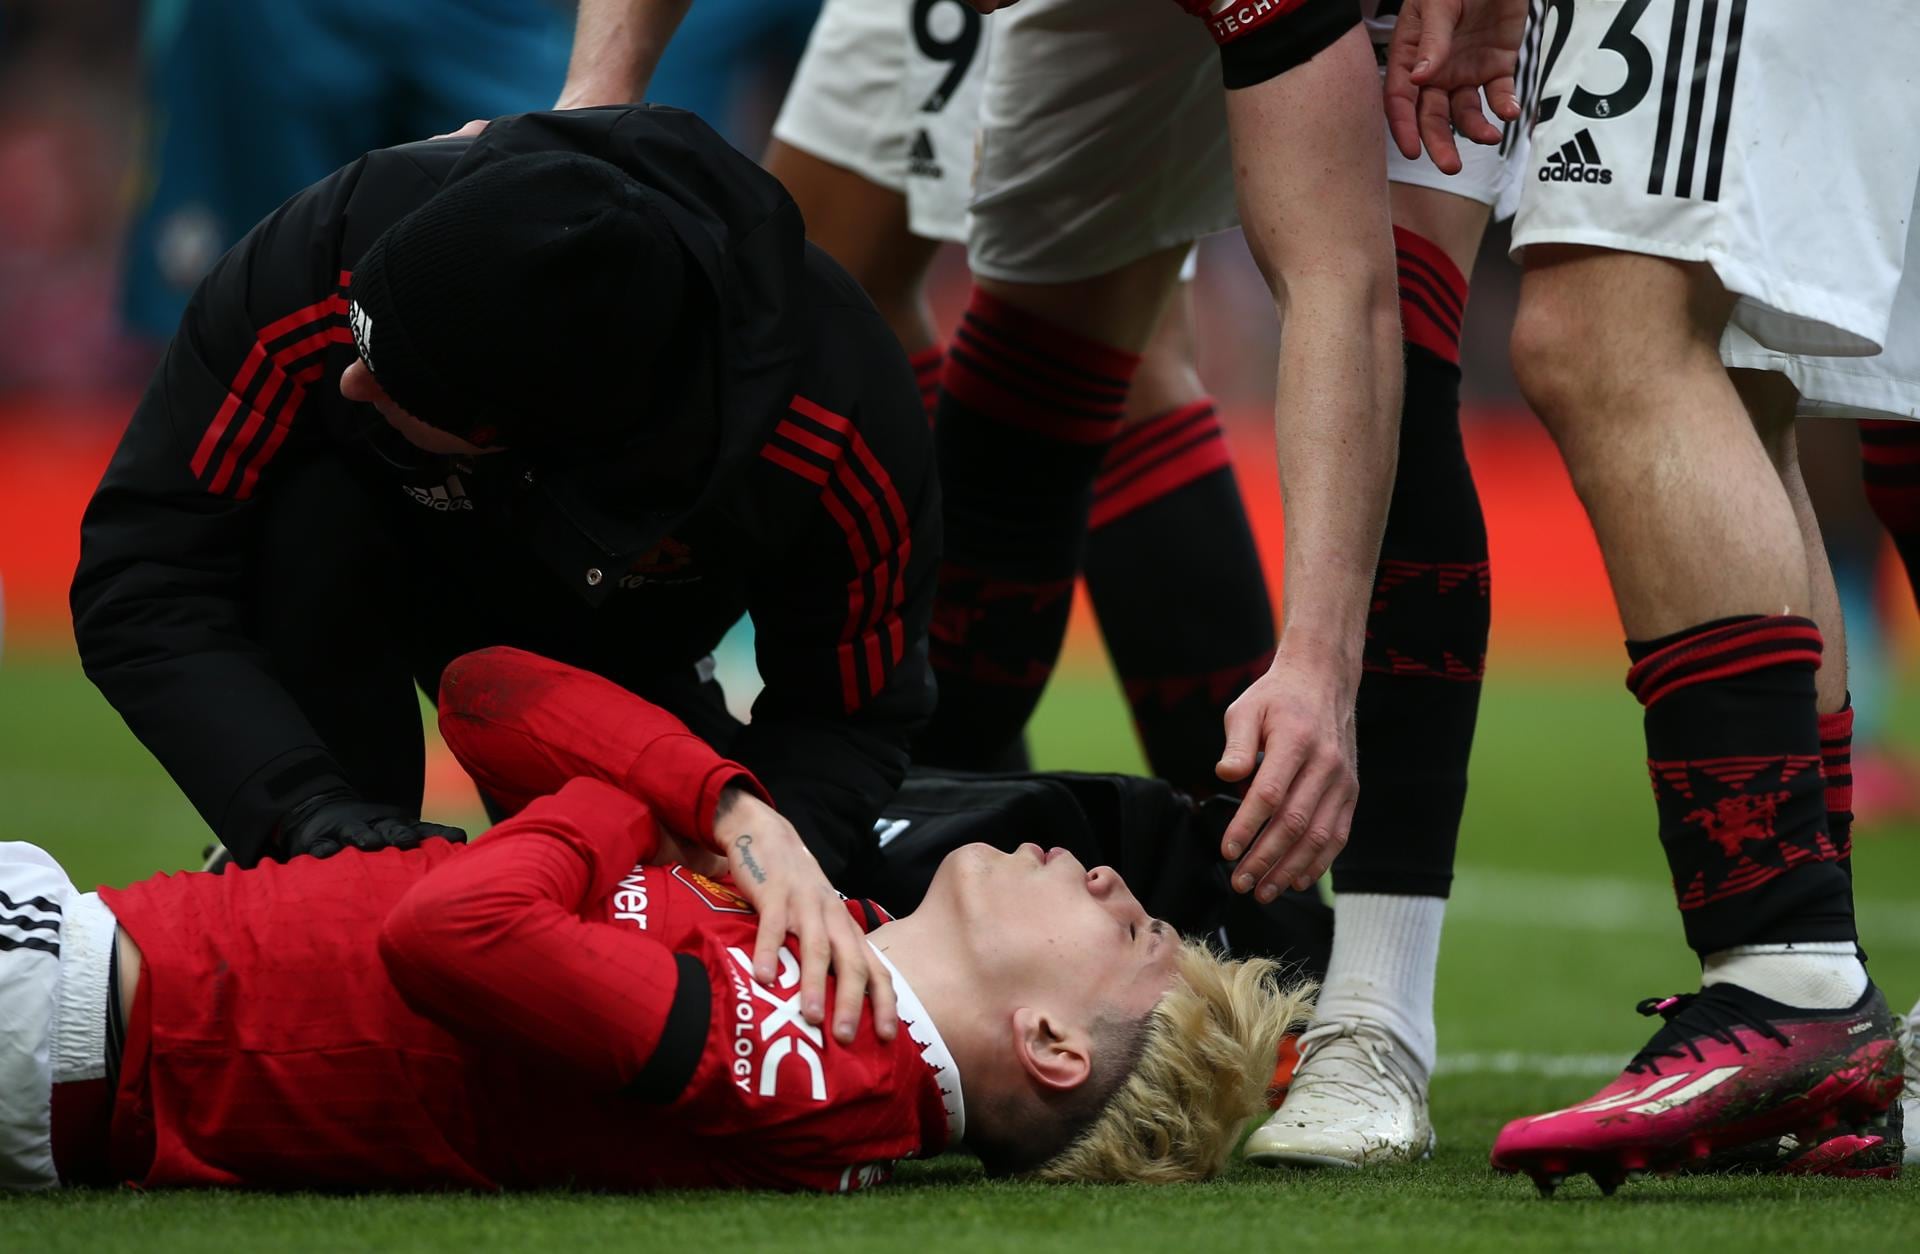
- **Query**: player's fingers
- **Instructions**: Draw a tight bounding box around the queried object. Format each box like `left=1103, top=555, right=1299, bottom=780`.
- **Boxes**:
left=1410, top=5, right=1455, bottom=83
left=1383, top=12, right=1428, bottom=158
left=1488, top=74, right=1521, bottom=121
left=752, top=899, right=789, bottom=987
left=305, top=837, right=343, bottom=860
left=1227, top=746, right=1308, bottom=893
left=1222, top=732, right=1305, bottom=864
left=1419, top=88, right=1465, bottom=175
left=432, top=118, right=490, bottom=140
left=1215, top=702, right=1259, bottom=786
left=1385, top=86, right=1427, bottom=161
left=1451, top=84, right=1504, bottom=146
left=798, top=897, right=834, bottom=1028
left=1264, top=758, right=1355, bottom=893
left=827, top=912, right=875, bottom=1044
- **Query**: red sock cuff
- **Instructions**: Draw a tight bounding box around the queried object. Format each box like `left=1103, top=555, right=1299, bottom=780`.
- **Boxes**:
left=910, top=345, right=944, bottom=424
left=1818, top=704, right=1854, bottom=817
left=909, top=345, right=944, bottom=379
left=1860, top=420, right=1920, bottom=534
left=1394, top=227, right=1467, bottom=365
left=1624, top=615, right=1823, bottom=709
left=944, top=286, right=1141, bottom=444
left=1090, top=399, right=1229, bottom=529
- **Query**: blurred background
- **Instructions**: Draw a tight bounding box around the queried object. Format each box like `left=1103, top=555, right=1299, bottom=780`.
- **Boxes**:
left=1, top=0, right=1916, bottom=1054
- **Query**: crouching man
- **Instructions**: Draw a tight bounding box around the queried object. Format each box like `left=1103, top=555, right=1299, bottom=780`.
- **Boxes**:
left=0, top=648, right=1308, bottom=1191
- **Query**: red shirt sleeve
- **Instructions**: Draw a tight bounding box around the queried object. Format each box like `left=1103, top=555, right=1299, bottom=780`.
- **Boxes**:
left=435, top=646, right=769, bottom=853
left=377, top=776, right=710, bottom=1099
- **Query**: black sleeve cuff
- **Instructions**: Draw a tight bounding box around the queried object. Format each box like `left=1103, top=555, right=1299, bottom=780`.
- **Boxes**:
left=623, top=952, right=712, bottom=1104
left=1217, top=0, right=1361, bottom=90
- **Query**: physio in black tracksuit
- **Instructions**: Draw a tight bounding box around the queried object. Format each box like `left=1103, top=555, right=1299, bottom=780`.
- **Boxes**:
left=72, top=107, right=938, bottom=882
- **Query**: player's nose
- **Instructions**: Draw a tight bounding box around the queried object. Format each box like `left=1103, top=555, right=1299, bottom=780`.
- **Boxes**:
left=1086, top=865, right=1142, bottom=910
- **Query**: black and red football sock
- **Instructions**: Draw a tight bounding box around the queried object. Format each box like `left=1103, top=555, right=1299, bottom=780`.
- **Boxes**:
left=1329, top=228, right=1489, bottom=899
left=1860, top=419, right=1920, bottom=610
left=1818, top=703, right=1854, bottom=875
left=1082, top=398, right=1276, bottom=796
left=909, top=345, right=944, bottom=425
left=917, top=286, right=1139, bottom=769
left=1626, top=615, right=1855, bottom=955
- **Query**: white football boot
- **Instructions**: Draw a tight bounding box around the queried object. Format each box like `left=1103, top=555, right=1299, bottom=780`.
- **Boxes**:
left=1903, top=996, right=1918, bottom=1166
left=1243, top=1020, right=1435, bottom=1169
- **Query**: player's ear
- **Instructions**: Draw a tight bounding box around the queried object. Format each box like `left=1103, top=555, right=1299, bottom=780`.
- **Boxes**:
left=1011, top=1007, right=1092, bottom=1093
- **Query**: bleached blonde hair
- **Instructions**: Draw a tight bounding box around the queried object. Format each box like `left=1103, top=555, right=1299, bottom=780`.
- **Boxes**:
left=1035, top=939, right=1315, bottom=1184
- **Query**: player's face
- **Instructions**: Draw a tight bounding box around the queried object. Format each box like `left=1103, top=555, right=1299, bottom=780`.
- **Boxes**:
left=339, top=358, right=504, bottom=456
left=934, top=843, right=1179, bottom=1021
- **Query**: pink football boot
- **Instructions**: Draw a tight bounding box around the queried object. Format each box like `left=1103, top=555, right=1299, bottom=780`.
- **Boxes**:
left=1491, top=983, right=1904, bottom=1196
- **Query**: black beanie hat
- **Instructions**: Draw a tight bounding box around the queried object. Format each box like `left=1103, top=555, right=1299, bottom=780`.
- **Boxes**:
left=348, top=151, right=689, bottom=447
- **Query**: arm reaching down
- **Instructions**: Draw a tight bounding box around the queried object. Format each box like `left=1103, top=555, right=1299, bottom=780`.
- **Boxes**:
left=379, top=777, right=709, bottom=1098
left=1210, top=24, right=1403, bottom=898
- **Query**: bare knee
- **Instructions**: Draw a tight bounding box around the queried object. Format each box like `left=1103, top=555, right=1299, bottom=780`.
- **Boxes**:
left=1509, top=280, right=1605, bottom=449
left=1512, top=248, right=1732, bottom=450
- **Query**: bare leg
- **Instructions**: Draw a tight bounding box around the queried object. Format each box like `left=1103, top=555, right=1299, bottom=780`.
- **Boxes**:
left=1515, top=248, right=1808, bottom=634
left=763, top=140, right=943, bottom=352
left=1513, top=244, right=1857, bottom=986
left=1733, top=369, right=1849, bottom=716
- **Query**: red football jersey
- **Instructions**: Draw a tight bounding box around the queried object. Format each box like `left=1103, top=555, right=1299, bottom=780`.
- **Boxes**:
left=99, top=655, right=963, bottom=1193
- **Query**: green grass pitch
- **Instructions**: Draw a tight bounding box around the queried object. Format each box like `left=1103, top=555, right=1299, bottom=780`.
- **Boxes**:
left=1, top=638, right=1915, bottom=1251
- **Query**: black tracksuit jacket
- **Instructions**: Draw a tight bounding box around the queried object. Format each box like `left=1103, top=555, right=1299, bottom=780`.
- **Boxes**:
left=71, top=108, right=939, bottom=879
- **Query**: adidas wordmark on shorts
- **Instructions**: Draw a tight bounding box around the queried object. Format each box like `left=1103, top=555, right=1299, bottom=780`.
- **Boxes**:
left=1511, top=0, right=1920, bottom=358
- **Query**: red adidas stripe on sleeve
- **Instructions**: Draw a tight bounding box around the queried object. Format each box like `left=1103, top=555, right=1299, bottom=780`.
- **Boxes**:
left=758, top=396, right=914, bottom=712
left=189, top=270, right=353, bottom=500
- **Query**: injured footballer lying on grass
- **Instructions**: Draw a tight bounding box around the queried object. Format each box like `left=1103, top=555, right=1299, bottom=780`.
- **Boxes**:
left=0, top=646, right=1311, bottom=1193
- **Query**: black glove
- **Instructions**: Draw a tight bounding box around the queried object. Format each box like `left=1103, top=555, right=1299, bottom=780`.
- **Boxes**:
left=273, top=789, right=468, bottom=861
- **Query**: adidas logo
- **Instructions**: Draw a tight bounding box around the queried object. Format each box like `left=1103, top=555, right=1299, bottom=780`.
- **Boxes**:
left=401, top=473, right=472, bottom=511
left=1538, top=128, right=1613, bottom=185
left=907, top=129, right=941, bottom=180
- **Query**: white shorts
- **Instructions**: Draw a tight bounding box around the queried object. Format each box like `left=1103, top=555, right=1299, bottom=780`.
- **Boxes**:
left=0, top=842, right=115, bottom=1190
left=1723, top=181, right=1920, bottom=422
left=779, top=0, right=1526, bottom=275
left=771, top=0, right=990, bottom=242
left=1511, top=0, right=1920, bottom=358
left=965, top=0, right=1527, bottom=282
left=966, top=0, right=1528, bottom=284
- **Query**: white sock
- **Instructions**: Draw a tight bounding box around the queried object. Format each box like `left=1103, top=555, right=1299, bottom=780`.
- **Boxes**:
left=1312, top=893, right=1445, bottom=1080
left=1700, top=942, right=1866, bottom=1009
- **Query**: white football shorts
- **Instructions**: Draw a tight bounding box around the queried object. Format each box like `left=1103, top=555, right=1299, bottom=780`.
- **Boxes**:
left=777, top=0, right=1525, bottom=275
left=0, top=842, right=115, bottom=1191
left=966, top=0, right=1527, bottom=283
left=1511, top=0, right=1920, bottom=359
left=771, top=0, right=990, bottom=243
left=1723, top=180, right=1920, bottom=422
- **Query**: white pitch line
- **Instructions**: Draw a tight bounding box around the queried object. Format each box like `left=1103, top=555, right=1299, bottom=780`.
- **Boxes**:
left=1447, top=864, right=1920, bottom=949
left=1434, top=1052, right=1623, bottom=1078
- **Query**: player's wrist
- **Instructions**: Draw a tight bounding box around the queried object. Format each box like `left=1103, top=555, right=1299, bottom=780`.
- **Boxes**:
left=1271, top=624, right=1365, bottom=694
left=710, top=780, right=763, bottom=844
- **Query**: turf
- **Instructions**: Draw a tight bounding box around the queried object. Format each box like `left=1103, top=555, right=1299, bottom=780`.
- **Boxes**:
left=2, top=636, right=1916, bottom=1250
